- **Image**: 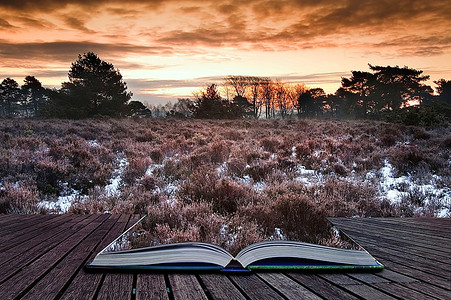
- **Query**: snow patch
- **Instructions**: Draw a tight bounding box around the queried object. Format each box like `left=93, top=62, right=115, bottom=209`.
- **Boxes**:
left=105, top=154, right=128, bottom=197
left=295, top=165, right=315, bottom=176
left=216, top=162, right=227, bottom=176
left=237, top=175, right=252, bottom=185
left=375, top=159, right=451, bottom=216
left=253, top=181, right=267, bottom=193
left=291, top=146, right=296, bottom=158
left=88, top=140, right=100, bottom=147
left=145, top=163, right=164, bottom=176
left=38, top=190, right=87, bottom=214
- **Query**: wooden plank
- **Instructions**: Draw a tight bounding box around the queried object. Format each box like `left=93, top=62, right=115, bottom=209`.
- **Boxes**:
left=198, top=274, right=246, bottom=300
left=402, top=281, right=451, bottom=300
left=136, top=274, right=169, bottom=300
left=319, top=273, right=397, bottom=300
left=345, top=236, right=451, bottom=280
left=0, top=214, right=34, bottom=227
left=0, top=215, right=90, bottom=283
left=340, top=284, right=398, bottom=300
left=60, top=214, right=132, bottom=300
left=337, top=228, right=451, bottom=264
left=20, top=214, right=122, bottom=300
left=332, top=219, right=450, bottom=255
left=0, top=214, right=63, bottom=240
left=332, top=223, right=451, bottom=264
left=372, top=282, right=439, bottom=300
left=364, top=218, right=451, bottom=235
left=318, top=273, right=361, bottom=285
left=381, top=262, right=451, bottom=291
left=331, top=222, right=450, bottom=256
left=334, top=225, right=450, bottom=257
left=229, top=274, right=284, bottom=300
left=0, top=214, right=50, bottom=240
left=288, top=273, right=359, bottom=300
left=0, top=214, right=82, bottom=266
left=340, top=217, right=450, bottom=235
left=257, top=272, right=322, bottom=300
left=361, top=242, right=450, bottom=277
left=97, top=273, right=134, bottom=300
left=348, top=273, right=398, bottom=284
left=95, top=215, right=141, bottom=300
left=361, top=218, right=451, bottom=234
left=168, top=274, right=208, bottom=300
left=374, top=269, right=417, bottom=283
left=0, top=214, right=108, bottom=300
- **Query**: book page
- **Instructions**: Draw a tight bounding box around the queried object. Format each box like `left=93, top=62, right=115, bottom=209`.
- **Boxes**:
left=101, top=213, right=361, bottom=257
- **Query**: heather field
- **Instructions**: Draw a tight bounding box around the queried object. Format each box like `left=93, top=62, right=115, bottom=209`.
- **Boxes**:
left=1, top=118, right=450, bottom=253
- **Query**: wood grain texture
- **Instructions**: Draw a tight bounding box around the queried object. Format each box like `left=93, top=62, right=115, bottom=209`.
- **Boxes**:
left=136, top=274, right=169, bottom=300
left=199, top=274, right=246, bottom=300
left=168, top=274, right=208, bottom=300
left=0, top=216, right=449, bottom=300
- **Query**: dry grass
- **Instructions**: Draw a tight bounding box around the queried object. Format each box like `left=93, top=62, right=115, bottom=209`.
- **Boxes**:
left=1, top=118, right=449, bottom=252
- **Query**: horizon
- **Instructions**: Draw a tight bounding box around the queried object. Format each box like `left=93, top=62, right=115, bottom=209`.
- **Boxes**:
left=1, top=0, right=451, bottom=106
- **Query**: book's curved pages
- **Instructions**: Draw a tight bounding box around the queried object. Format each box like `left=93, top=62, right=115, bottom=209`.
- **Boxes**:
left=86, top=216, right=383, bottom=272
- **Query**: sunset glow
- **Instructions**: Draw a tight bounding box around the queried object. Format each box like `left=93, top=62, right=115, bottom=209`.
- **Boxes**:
left=1, top=0, right=451, bottom=105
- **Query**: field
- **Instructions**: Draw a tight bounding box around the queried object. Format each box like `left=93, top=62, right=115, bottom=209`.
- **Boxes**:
left=1, top=118, right=450, bottom=253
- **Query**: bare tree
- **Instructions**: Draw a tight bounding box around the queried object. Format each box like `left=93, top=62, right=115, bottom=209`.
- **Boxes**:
left=248, top=76, right=269, bottom=118
left=225, top=75, right=249, bottom=98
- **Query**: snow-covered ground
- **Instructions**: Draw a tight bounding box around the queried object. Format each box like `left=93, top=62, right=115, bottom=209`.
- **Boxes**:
left=38, top=153, right=129, bottom=213
left=105, top=154, right=128, bottom=197
left=372, top=159, right=450, bottom=217
left=37, top=151, right=450, bottom=217
left=38, top=192, right=87, bottom=214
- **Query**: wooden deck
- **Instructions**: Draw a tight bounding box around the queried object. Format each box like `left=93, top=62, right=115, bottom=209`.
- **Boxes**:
left=0, top=215, right=449, bottom=300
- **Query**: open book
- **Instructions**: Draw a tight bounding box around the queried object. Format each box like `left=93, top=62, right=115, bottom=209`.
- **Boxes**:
left=86, top=216, right=383, bottom=272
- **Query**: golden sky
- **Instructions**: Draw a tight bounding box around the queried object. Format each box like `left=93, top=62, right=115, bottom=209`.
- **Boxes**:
left=1, top=0, right=451, bottom=105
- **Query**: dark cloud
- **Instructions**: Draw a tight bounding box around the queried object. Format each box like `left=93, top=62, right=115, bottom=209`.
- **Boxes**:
left=63, top=16, right=96, bottom=34
left=0, top=0, right=165, bottom=12
left=0, top=18, right=15, bottom=28
left=2, top=0, right=450, bottom=53
left=11, top=16, right=53, bottom=29
left=372, top=35, right=451, bottom=57
left=0, top=40, right=173, bottom=63
left=279, top=72, right=351, bottom=85
left=155, top=0, right=451, bottom=52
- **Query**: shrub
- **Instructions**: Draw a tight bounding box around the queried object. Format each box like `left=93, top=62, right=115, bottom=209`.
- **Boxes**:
left=123, top=157, right=151, bottom=185
left=180, top=170, right=249, bottom=214
left=227, top=158, right=247, bottom=177
left=244, top=163, right=275, bottom=182
left=260, top=137, right=280, bottom=153
left=150, top=148, right=164, bottom=163
left=209, top=141, right=230, bottom=163
left=135, top=130, right=154, bottom=142
left=0, top=182, right=41, bottom=214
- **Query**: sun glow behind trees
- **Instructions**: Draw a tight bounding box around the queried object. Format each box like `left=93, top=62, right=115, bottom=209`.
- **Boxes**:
left=0, top=1, right=450, bottom=105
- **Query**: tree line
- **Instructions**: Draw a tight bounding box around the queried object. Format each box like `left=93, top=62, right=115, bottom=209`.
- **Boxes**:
left=163, top=67, right=450, bottom=126
left=1, top=52, right=450, bottom=126
left=0, top=52, right=150, bottom=119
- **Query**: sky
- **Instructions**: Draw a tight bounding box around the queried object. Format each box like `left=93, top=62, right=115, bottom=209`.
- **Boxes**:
left=1, top=0, right=451, bottom=105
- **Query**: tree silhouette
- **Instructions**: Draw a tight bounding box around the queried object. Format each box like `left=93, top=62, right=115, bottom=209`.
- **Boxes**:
left=126, top=100, right=152, bottom=117
left=369, top=64, right=432, bottom=110
left=190, top=84, right=236, bottom=119
left=340, top=65, right=433, bottom=117
left=0, top=78, right=21, bottom=116
left=434, top=79, right=451, bottom=105
left=231, top=95, right=253, bottom=118
left=22, top=76, right=46, bottom=116
left=61, top=52, right=132, bottom=117
left=297, top=88, right=326, bottom=118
